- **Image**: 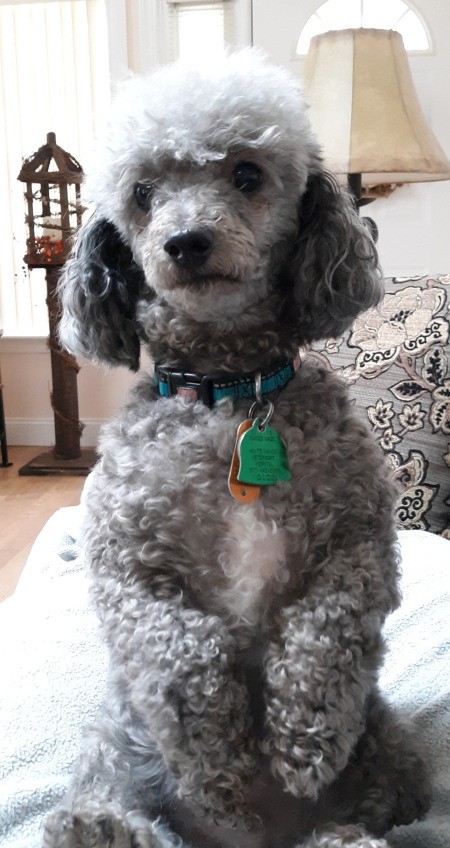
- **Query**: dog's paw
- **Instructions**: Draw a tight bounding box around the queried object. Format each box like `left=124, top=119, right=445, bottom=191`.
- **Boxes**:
left=42, top=809, right=161, bottom=848
left=266, top=742, right=339, bottom=802
left=263, top=715, right=357, bottom=802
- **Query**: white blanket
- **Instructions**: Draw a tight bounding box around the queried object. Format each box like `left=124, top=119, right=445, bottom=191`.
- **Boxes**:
left=0, top=508, right=448, bottom=848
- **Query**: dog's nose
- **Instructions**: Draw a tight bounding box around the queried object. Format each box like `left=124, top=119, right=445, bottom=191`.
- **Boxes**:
left=163, top=228, right=213, bottom=269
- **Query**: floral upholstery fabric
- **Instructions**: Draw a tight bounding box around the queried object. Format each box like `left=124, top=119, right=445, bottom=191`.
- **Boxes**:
left=307, top=275, right=450, bottom=536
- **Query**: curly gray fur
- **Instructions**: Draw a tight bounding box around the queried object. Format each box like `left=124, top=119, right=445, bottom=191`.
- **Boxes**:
left=47, top=49, right=430, bottom=848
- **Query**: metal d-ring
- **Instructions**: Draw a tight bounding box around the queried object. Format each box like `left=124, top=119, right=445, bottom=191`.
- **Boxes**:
left=248, top=398, right=274, bottom=430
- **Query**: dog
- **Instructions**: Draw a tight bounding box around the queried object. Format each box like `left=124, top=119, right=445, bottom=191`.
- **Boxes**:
left=45, top=50, right=430, bottom=848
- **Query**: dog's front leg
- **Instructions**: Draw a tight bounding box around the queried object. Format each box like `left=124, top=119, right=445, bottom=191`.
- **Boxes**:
left=112, top=599, right=256, bottom=825
left=262, top=584, right=385, bottom=802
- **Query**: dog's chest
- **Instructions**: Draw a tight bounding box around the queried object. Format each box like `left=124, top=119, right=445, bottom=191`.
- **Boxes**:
left=217, top=503, right=287, bottom=625
left=106, top=395, right=294, bottom=625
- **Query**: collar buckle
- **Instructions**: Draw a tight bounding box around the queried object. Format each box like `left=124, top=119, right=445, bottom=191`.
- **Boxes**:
left=158, top=368, right=214, bottom=407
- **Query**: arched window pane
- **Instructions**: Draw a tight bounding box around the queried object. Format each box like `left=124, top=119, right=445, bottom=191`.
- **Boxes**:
left=315, top=0, right=361, bottom=29
left=399, top=9, right=430, bottom=51
left=296, top=15, right=323, bottom=55
left=361, top=0, right=408, bottom=29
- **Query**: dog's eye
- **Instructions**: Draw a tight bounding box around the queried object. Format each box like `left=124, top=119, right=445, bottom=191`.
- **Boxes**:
left=133, top=181, right=154, bottom=212
left=232, top=162, right=262, bottom=194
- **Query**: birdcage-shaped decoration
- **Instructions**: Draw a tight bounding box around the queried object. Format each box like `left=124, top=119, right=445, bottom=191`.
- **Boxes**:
left=16, top=134, right=96, bottom=477
left=18, top=132, right=83, bottom=267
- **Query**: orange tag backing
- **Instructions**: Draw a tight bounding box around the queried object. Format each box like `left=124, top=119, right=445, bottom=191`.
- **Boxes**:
left=228, top=419, right=261, bottom=503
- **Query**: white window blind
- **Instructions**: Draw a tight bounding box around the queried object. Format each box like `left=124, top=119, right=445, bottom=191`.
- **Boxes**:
left=167, top=1, right=233, bottom=62
left=0, top=0, right=110, bottom=336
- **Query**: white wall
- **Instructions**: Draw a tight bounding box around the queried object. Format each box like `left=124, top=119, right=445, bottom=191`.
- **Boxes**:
left=1, top=338, right=144, bottom=447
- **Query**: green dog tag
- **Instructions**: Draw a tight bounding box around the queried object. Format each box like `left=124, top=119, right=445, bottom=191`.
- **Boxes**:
left=237, top=418, right=291, bottom=486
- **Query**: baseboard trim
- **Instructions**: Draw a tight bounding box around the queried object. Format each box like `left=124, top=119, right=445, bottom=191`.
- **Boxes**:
left=5, top=417, right=105, bottom=447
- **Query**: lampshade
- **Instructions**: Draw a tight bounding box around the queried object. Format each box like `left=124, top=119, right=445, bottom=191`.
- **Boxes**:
left=303, top=28, right=450, bottom=187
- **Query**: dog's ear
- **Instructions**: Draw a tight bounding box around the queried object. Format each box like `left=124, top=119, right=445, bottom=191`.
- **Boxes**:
left=288, top=170, right=383, bottom=342
left=58, top=216, right=145, bottom=370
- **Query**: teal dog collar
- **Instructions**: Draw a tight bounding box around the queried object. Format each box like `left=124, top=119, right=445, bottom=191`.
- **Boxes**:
left=154, top=358, right=299, bottom=408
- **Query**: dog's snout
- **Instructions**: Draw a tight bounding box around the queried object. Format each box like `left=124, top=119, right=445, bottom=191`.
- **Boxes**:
left=164, top=228, right=213, bottom=269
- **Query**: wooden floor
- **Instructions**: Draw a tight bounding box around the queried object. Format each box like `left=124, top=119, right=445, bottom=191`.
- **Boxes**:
left=0, top=446, right=86, bottom=603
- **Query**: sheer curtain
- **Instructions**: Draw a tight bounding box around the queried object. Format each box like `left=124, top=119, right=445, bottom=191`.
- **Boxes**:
left=0, top=0, right=110, bottom=336
left=125, top=0, right=170, bottom=73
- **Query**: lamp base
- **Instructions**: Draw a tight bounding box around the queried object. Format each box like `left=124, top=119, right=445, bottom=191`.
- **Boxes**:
left=18, top=448, right=97, bottom=476
left=348, top=172, right=379, bottom=242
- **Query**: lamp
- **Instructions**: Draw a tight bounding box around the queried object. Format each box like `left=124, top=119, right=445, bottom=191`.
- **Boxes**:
left=303, top=28, right=450, bottom=210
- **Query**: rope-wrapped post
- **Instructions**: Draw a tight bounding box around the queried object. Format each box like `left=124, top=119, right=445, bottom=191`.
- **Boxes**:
left=46, top=266, right=84, bottom=459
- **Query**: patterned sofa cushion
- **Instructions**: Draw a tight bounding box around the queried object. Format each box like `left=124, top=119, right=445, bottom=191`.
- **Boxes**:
left=307, top=275, right=450, bottom=537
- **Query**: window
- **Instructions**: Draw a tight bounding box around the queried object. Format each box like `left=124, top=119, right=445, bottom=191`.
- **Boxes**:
left=297, top=0, right=430, bottom=56
left=167, top=1, right=233, bottom=62
left=0, top=0, right=110, bottom=336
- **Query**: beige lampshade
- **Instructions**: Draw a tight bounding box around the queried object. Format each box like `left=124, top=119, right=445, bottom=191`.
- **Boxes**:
left=303, top=28, right=450, bottom=186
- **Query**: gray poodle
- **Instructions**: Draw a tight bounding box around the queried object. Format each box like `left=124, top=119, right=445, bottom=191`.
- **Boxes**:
left=46, top=51, right=430, bottom=848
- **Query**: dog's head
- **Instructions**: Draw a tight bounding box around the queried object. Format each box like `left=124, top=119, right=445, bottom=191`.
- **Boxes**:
left=59, top=49, right=383, bottom=370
